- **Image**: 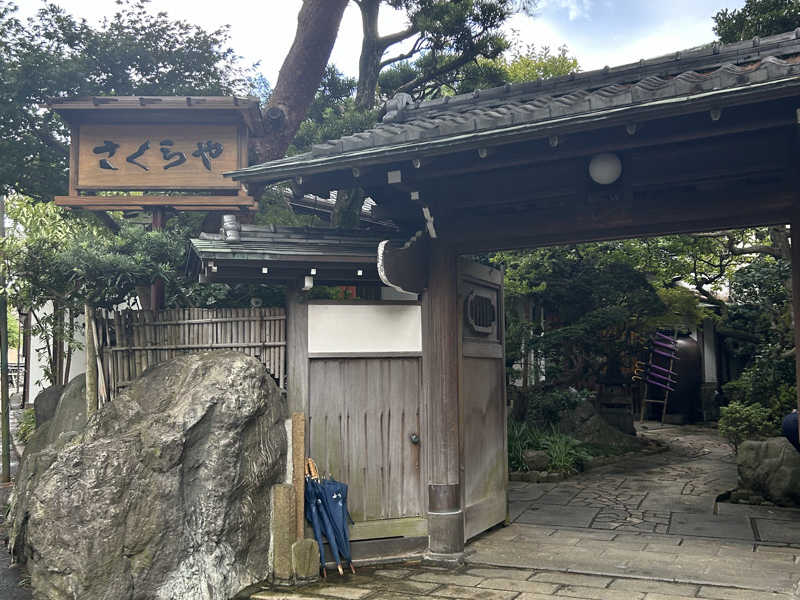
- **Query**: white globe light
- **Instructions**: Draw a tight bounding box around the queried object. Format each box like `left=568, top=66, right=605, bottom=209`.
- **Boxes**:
left=588, top=153, right=623, bottom=185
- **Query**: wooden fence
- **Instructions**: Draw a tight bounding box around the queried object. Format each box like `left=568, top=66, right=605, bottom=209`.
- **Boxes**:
left=96, top=307, right=286, bottom=400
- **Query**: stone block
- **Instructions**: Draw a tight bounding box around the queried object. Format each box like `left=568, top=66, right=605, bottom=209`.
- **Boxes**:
left=271, top=484, right=297, bottom=582
left=292, top=539, right=320, bottom=581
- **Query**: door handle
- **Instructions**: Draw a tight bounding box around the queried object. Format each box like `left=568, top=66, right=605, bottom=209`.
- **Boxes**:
left=409, top=433, right=420, bottom=445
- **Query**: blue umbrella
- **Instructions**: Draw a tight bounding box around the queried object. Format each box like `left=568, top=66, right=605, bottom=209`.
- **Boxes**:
left=305, top=459, right=344, bottom=577
left=320, top=477, right=356, bottom=574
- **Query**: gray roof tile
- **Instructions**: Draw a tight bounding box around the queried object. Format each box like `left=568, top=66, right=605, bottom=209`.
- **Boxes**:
left=230, top=30, right=800, bottom=183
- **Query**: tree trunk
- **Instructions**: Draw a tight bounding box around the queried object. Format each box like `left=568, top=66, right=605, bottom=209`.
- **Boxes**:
left=251, top=0, right=349, bottom=164
left=355, top=0, right=383, bottom=110
left=331, top=187, right=365, bottom=228
left=85, top=304, right=97, bottom=418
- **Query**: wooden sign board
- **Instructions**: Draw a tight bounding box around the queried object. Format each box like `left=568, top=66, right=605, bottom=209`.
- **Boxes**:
left=76, top=123, right=243, bottom=190
left=52, top=96, right=263, bottom=212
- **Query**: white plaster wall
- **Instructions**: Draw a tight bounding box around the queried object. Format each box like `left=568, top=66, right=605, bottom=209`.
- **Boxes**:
left=28, top=303, right=87, bottom=398
left=308, top=303, right=421, bottom=354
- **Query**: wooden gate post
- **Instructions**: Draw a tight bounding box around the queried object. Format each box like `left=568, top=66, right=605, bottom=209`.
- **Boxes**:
left=423, top=241, right=464, bottom=559
left=792, top=209, right=800, bottom=440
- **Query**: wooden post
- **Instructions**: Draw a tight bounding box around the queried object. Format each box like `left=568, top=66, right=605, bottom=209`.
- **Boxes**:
left=792, top=210, right=800, bottom=440
left=0, top=194, right=10, bottom=483
left=85, top=304, right=98, bottom=417
left=150, top=207, right=166, bottom=310
left=21, top=310, right=31, bottom=408
left=423, top=241, right=464, bottom=558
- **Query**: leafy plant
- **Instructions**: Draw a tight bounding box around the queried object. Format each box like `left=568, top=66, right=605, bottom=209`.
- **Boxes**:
left=508, top=419, right=542, bottom=471
left=718, top=401, right=775, bottom=452
left=16, top=408, right=36, bottom=445
left=540, top=429, right=592, bottom=474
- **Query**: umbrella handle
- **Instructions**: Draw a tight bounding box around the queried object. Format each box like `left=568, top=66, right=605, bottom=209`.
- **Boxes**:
left=306, top=457, right=320, bottom=480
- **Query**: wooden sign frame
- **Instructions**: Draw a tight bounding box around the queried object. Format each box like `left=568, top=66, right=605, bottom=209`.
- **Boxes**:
left=52, top=96, right=263, bottom=212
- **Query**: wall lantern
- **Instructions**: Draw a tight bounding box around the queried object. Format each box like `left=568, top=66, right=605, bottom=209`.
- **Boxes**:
left=588, top=153, right=622, bottom=185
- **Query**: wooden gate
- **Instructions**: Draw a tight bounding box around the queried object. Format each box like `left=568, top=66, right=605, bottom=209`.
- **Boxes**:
left=97, top=307, right=286, bottom=400
left=459, top=259, right=507, bottom=541
left=301, top=300, right=426, bottom=542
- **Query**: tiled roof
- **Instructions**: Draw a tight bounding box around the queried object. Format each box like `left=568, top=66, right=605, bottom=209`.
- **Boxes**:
left=190, top=226, right=401, bottom=262
left=230, top=29, right=800, bottom=183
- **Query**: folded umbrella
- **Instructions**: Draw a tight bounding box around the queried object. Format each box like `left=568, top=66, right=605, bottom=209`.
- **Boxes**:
left=305, top=459, right=344, bottom=577
left=320, top=477, right=356, bottom=574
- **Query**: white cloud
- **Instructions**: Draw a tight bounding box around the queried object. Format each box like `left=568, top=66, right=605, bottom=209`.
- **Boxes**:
left=539, top=0, right=594, bottom=21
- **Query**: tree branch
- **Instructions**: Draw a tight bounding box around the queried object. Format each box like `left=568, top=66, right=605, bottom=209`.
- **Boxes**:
left=379, top=36, right=424, bottom=69
left=377, top=25, right=418, bottom=50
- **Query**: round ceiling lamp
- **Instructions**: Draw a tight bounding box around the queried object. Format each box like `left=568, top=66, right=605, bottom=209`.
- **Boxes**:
left=588, top=153, right=622, bottom=185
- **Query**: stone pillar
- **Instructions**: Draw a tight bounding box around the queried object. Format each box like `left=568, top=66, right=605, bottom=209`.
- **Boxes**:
left=422, top=242, right=463, bottom=559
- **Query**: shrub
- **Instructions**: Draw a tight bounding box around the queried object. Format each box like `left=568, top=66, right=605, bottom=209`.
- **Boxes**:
left=540, top=429, right=592, bottom=474
left=16, top=408, right=36, bottom=445
left=508, top=419, right=590, bottom=474
left=718, top=401, right=774, bottom=452
left=525, top=387, right=588, bottom=427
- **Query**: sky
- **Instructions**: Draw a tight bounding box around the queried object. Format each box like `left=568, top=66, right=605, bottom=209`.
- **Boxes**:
left=16, top=0, right=747, bottom=84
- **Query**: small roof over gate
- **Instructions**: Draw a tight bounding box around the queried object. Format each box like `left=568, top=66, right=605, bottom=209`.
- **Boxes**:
left=189, top=226, right=404, bottom=285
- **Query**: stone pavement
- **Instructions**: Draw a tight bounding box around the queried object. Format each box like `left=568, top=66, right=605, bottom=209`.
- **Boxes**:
left=252, top=424, right=800, bottom=599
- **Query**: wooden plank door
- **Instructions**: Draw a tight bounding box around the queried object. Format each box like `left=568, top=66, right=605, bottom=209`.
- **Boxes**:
left=459, top=259, right=507, bottom=541
left=308, top=356, right=425, bottom=540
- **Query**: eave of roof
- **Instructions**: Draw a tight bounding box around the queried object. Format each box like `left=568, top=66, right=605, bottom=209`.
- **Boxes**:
left=227, top=29, right=800, bottom=186
left=50, top=95, right=265, bottom=136
left=229, top=74, right=800, bottom=184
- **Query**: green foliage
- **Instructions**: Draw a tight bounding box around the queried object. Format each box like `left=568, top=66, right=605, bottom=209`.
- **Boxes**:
left=16, top=408, right=36, bottom=445
left=524, top=386, right=587, bottom=427
left=456, top=43, right=579, bottom=94
left=718, top=401, right=775, bottom=451
left=6, top=305, right=19, bottom=349
left=507, top=419, right=591, bottom=474
left=540, top=429, right=592, bottom=474
left=1, top=0, right=251, bottom=201
left=722, top=349, right=796, bottom=423
left=713, top=0, right=800, bottom=43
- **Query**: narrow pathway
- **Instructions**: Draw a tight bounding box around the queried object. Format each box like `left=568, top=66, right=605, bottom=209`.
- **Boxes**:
left=251, top=425, right=800, bottom=599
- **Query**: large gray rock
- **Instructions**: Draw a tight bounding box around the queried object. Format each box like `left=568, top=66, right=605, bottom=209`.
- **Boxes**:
left=8, top=351, right=287, bottom=600
left=737, top=437, right=800, bottom=506
left=33, top=384, right=63, bottom=426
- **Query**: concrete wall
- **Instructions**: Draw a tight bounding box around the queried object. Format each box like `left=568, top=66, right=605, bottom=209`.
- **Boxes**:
left=307, top=303, right=421, bottom=354
left=28, top=303, right=86, bottom=398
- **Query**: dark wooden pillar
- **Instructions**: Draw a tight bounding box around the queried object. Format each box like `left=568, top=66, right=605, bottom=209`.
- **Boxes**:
left=150, top=207, right=166, bottom=310
left=792, top=210, right=800, bottom=438
left=423, top=241, right=464, bottom=558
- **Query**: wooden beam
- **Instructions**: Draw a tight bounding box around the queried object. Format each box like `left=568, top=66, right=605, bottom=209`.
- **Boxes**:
left=438, top=180, right=794, bottom=252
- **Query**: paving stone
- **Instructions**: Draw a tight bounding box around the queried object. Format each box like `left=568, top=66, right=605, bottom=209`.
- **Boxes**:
left=465, top=567, right=533, bottom=580
left=374, top=568, right=413, bottom=579
left=753, top=518, right=800, bottom=544
left=517, top=505, right=600, bottom=528
left=608, top=579, right=698, bottom=596
left=668, top=513, right=755, bottom=541
left=530, top=572, right=612, bottom=587
left=410, top=573, right=484, bottom=587
left=306, top=586, right=372, bottom=599
left=642, top=594, right=704, bottom=600
left=516, top=594, right=563, bottom=600
left=613, top=534, right=681, bottom=545
left=431, top=584, right=519, bottom=599
left=380, top=579, right=441, bottom=594
left=477, top=578, right=559, bottom=594
left=754, top=545, right=799, bottom=556
left=365, top=593, right=421, bottom=600
left=697, top=585, right=796, bottom=600
left=251, top=594, right=323, bottom=600
left=555, top=584, right=645, bottom=599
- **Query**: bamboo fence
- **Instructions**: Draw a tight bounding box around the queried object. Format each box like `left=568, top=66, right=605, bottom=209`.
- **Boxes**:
left=96, top=307, right=286, bottom=401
